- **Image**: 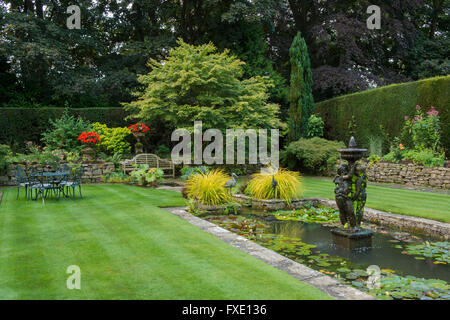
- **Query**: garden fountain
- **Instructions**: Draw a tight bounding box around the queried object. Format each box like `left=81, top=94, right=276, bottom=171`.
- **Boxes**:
left=331, top=136, right=373, bottom=249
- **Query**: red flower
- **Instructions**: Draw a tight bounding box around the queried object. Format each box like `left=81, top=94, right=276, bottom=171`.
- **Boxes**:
left=78, top=131, right=101, bottom=145
left=128, top=123, right=150, bottom=134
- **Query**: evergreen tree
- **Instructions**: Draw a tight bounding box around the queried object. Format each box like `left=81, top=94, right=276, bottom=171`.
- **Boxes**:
left=288, top=32, right=314, bottom=141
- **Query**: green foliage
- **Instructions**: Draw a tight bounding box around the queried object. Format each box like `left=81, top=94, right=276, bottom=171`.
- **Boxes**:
left=129, top=164, right=164, bottom=187
left=403, top=149, right=446, bottom=167
left=180, top=166, right=211, bottom=181
left=246, top=168, right=302, bottom=203
left=275, top=206, right=339, bottom=223
left=124, top=39, right=284, bottom=132
left=92, top=122, right=131, bottom=155
left=381, top=105, right=445, bottom=167
left=282, top=137, right=345, bottom=175
left=0, top=108, right=129, bottom=152
left=101, top=171, right=131, bottom=184
left=405, top=106, right=443, bottom=152
left=185, top=169, right=231, bottom=206
left=97, top=152, right=125, bottom=168
left=407, top=34, right=450, bottom=80
left=41, top=111, right=92, bottom=152
left=289, top=32, right=314, bottom=141
left=306, top=115, right=324, bottom=138
left=314, top=76, right=450, bottom=156
left=155, top=145, right=171, bottom=158
left=0, top=144, right=12, bottom=174
left=367, top=154, right=381, bottom=165
left=367, top=136, right=383, bottom=157
left=404, top=242, right=450, bottom=265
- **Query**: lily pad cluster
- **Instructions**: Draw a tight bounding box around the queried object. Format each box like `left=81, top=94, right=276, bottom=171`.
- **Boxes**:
left=365, top=274, right=450, bottom=300
left=204, top=213, right=450, bottom=300
left=397, top=241, right=450, bottom=265
left=274, top=206, right=340, bottom=224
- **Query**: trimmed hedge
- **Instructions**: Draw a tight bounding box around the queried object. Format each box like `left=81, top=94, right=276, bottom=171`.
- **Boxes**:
left=314, top=76, right=450, bottom=155
left=0, top=107, right=130, bottom=150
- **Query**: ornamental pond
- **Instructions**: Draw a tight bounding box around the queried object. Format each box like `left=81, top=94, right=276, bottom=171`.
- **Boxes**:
left=200, top=206, right=450, bottom=300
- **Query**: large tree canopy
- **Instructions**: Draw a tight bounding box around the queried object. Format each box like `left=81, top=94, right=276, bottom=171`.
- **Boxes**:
left=0, top=0, right=448, bottom=108
left=124, top=39, right=284, bottom=132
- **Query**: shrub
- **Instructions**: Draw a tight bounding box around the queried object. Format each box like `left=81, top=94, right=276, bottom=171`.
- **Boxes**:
left=155, top=144, right=171, bottom=158
left=403, top=149, right=446, bottom=167
left=129, top=164, right=164, bottom=186
left=42, top=110, right=92, bottom=152
left=185, top=169, right=231, bottom=206
left=0, top=144, right=12, bottom=174
left=92, top=122, right=131, bottom=155
left=281, top=137, right=345, bottom=175
left=367, top=135, right=383, bottom=157
left=403, top=106, right=442, bottom=152
left=101, top=171, right=131, bottom=183
left=306, top=114, right=324, bottom=138
left=180, top=166, right=210, bottom=180
left=246, top=168, right=302, bottom=203
left=0, top=107, right=129, bottom=152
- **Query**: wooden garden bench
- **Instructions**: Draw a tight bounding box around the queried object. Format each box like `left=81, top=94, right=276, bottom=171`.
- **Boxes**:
left=120, top=154, right=175, bottom=178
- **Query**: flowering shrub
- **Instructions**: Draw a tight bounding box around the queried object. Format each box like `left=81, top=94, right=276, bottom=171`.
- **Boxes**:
left=78, top=131, right=101, bottom=146
left=128, top=123, right=150, bottom=134
left=382, top=105, right=445, bottom=167
left=403, top=106, right=442, bottom=152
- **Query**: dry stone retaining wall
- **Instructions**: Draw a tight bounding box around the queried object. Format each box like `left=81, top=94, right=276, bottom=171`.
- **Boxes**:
left=0, top=162, right=115, bottom=186
left=366, top=162, right=450, bottom=189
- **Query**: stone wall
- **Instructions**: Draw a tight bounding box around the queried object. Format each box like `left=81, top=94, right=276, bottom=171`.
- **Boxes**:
left=366, top=162, right=450, bottom=189
left=0, top=162, right=115, bottom=186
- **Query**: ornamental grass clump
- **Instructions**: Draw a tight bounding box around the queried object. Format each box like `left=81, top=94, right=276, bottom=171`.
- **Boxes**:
left=185, top=169, right=231, bottom=206
left=246, top=168, right=302, bottom=203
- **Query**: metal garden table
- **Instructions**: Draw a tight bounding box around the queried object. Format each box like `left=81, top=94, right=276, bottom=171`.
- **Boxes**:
left=29, top=171, right=71, bottom=202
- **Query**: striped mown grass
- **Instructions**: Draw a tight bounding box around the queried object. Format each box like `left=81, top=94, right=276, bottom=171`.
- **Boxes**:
left=300, top=177, right=450, bottom=223
left=0, top=184, right=332, bottom=300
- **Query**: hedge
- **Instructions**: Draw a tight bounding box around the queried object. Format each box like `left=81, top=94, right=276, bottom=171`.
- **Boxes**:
left=0, top=107, right=130, bottom=150
left=314, top=75, right=450, bottom=155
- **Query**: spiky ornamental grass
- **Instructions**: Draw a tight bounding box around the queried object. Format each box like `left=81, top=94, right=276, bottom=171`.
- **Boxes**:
left=186, top=169, right=231, bottom=205
left=246, top=168, right=302, bottom=203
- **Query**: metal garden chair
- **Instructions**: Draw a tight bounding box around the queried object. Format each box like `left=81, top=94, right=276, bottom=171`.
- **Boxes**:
left=61, top=166, right=84, bottom=199
left=14, top=165, right=30, bottom=200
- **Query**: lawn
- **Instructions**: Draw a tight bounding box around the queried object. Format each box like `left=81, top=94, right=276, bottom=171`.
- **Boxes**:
left=0, top=184, right=331, bottom=300
left=234, top=176, right=449, bottom=223
left=300, top=177, right=450, bottom=223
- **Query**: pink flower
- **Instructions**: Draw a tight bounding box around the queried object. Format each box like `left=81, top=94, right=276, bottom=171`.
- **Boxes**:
left=416, top=105, right=421, bottom=110
left=404, top=116, right=409, bottom=120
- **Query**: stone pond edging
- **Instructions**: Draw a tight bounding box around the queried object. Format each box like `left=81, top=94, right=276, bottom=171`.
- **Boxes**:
left=232, top=194, right=449, bottom=240
left=367, top=162, right=450, bottom=190
left=232, top=194, right=322, bottom=211
left=318, top=199, right=450, bottom=240
left=164, top=207, right=375, bottom=300
left=0, top=162, right=115, bottom=186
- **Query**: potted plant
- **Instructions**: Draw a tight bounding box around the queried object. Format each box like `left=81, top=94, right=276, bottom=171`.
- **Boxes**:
left=78, top=131, right=101, bottom=161
left=128, top=123, right=150, bottom=154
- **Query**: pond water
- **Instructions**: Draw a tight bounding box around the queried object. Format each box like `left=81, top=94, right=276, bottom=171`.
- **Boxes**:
left=269, top=220, right=450, bottom=282
left=204, top=207, right=450, bottom=299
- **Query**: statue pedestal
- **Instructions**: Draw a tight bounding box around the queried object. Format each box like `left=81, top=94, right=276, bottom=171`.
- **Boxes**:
left=331, top=228, right=373, bottom=250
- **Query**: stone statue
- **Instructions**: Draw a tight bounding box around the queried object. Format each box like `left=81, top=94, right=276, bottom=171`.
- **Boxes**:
left=333, top=164, right=357, bottom=230
left=333, top=137, right=368, bottom=233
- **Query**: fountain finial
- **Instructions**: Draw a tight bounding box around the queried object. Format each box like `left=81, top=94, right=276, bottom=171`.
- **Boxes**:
left=349, top=136, right=357, bottom=148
